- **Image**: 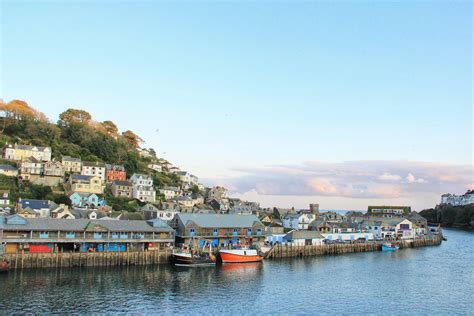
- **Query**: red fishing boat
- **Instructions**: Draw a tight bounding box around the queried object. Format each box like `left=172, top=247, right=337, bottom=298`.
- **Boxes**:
left=219, top=247, right=264, bottom=263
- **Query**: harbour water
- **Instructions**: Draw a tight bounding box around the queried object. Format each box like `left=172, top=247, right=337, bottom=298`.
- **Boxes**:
left=1, top=228, right=472, bottom=314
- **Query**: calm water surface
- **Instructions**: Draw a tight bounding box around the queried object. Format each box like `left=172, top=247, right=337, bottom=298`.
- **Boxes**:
left=0, top=228, right=473, bottom=315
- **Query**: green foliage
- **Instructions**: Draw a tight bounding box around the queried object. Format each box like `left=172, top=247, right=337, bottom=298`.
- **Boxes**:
left=190, top=184, right=200, bottom=195
left=420, top=204, right=474, bottom=229
left=0, top=175, right=19, bottom=203
left=54, top=195, right=72, bottom=207
left=104, top=193, right=140, bottom=212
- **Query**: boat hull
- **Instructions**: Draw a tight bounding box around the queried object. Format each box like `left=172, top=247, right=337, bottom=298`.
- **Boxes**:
left=172, top=253, right=215, bottom=266
left=381, top=245, right=399, bottom=252
left=219, top=250, right=263, bottom=263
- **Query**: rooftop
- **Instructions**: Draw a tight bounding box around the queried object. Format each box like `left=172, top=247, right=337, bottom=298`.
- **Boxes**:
left=176, top=213, right=261, bottom=228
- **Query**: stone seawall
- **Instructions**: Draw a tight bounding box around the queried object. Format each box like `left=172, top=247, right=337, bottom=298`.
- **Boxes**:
left=4, top=249, right=171, bottom=270
left=266, top=235, right=442, bottom=259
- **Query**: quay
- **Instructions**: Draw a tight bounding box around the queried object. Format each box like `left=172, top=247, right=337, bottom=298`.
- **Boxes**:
left=2, top=235, right=442, bottom=270
left=266, top=235, right=443, bottom=259
left=3, top=249, right=171, bottom=270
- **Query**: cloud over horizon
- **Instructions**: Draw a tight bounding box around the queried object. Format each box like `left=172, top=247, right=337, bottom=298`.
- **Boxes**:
left=203, top=160, right=473, bottom=210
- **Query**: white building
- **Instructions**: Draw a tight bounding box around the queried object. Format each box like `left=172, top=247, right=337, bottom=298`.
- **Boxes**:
left=323, top=232, right=375, bottom=242
left=159, top=186, right=181, bottom=200
left=282, top=213, right=317, bottom=230
left=62, top=156, right=82, bottom=173
left=130, top=174, right=156, bottom=203
left=283, top=230, right=325, bottom=246
left=3, top=144, right=52, bottom=162
left=148, top=163, right=162, bottom=172
left=81, top=161, right=106, bottom=181
left=365, top=218, right=414, bottom=239
left=207, top=186, right=228, bottom=201
left=441, top=190, right=474, bottom=206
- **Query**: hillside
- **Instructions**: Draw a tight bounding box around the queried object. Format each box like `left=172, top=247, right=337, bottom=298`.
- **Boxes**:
left=0, top=99, right=183, bottom=209
left=420, top=204, right=474, bottom=230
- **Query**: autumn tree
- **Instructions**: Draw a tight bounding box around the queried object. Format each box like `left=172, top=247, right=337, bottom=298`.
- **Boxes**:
left=101, top=120, right=119, bottom=138
left=122, top=130, right=143, bottom=148
left=58, top=108, right=92, bottom=126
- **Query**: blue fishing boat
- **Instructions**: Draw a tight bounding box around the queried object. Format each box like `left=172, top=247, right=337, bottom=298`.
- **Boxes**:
left=381, top=243, right=399, bottom=252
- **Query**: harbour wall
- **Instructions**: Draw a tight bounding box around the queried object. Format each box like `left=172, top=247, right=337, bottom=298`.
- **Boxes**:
left=266, top=235, right=443, bottom=259
left=4, top=248, right=171, bottom=270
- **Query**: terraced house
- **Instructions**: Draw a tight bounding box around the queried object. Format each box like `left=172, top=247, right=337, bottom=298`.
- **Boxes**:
left=69, top=174, right=104, bottom=194
left=0, top=215, right=174, bottom=254
left=61, top=156, right=82, bottom=173
left=81, top=161, right=106, bottom=181
left=174, top=213, right=265, bottom=248
left=105, top=164, right=126, bottom=182
left=3, top=144, right=52, bottom=162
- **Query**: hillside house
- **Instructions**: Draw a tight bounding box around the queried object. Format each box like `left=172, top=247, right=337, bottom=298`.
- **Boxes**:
left=105, top=164, right=126, bottom=182
left=130, top=174, right=156, bottom=203
left=282, top=213, right=316, bottom=230
left=159, top=186, right=181, bottom=200
left=0, top=164, right=18, bottom=177
left=3, top=144, right=51, bottom=162
left=69, top=174, right=104, bottom=194
left=111, top=180, right=133, bottom=198
left=61, top=156, right=82, bottom=173
left=81, top=161, right=106, bottom=181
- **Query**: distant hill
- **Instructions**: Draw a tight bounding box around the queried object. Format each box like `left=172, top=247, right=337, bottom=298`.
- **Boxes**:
left=420, top=204, right=474, bottom=230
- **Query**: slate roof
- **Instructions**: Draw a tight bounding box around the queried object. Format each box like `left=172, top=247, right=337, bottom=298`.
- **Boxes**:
left=0, top=164, right=18, bottom=171
left=19, top=199, right=50, bottom=210
left=82, top=161, right=106, bottom=167
left=71, top=174, right=95, bottom=182
left=0, top=215, right=173, bottom=232
left=112, top=180, right=132, bottom=186
left=62, top=156, right=81, bottom=162
left=285, top=230, right=325, bottom=240
left=177, top=213, right=261, bottom=228
left=14, top=144, right=50, bottom=151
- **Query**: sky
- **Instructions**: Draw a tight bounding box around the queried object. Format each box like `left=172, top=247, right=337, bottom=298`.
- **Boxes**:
left=0, top=0, right=472, bottom=211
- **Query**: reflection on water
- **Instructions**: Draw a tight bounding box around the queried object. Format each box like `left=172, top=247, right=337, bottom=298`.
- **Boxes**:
left=0, top=229, right=472, bottom=314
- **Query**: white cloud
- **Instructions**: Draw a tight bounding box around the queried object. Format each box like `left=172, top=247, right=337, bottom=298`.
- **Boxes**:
left=378, top=173, right=402, bottom=181
left=203, top=160, right=473, bottom=210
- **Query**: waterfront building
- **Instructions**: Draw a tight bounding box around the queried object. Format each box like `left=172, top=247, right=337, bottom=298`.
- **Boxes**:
left=330, top=222, right=356, bottom=234
left=308, top=219, right=332, bottom=233
left=321, top=211, right=347, bottom=223
left=69, top=174, right=105, bottom=194
left=110, top=180, right=133, bottom=198
left=0, top=164, right=18, bottom=177
left=174, top=213, right=265, bottom=248
left=0, top=215, right=174, bottom=254
left=283, top=230, right=325, bottom=246
left=105, top=164, right=126, bottom=182
left=273, top=207, right=296, bottom=220
left=139, top=203, right=179, bottom=223
left=440, top=190, right=474, bottom=206
left=61, top=156, right=82, bottom=173
left=81, top=161, right=106, bottom=181
left=130, top=174, right=156, bottom=203
left=282, top=213, right=317, bottom=230
left=367, top=206, right=410, bottom=217
left=3, top=144, right=52, bottom=162
left=407, top=211, right=428, bottom=235
left=363, top=218, right=414, bottom=239
left=322, top=232, right=375, bottom=242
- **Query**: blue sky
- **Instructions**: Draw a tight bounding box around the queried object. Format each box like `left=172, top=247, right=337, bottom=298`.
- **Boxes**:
left=1, top=1, right=472, bottom=210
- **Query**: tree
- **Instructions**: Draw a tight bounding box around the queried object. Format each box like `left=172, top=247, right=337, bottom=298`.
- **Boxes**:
left=59, top=108, right=92, bottom=126
left=101, top=120, right=119, bottom=138
left=122, top=130, right=143, bottom=148
left=54, top=195, right=72, bottom=207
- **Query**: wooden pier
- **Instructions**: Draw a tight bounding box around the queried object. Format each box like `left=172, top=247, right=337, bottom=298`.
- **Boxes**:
left=266, top=235, right=443, bottom=259
left=3, top=249, right=171, bottom=270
